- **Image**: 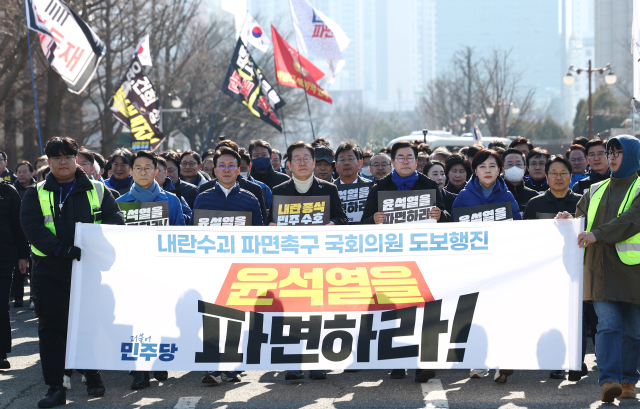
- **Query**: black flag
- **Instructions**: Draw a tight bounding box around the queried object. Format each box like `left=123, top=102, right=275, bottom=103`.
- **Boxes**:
left=222, top=38, right=285, bottom=131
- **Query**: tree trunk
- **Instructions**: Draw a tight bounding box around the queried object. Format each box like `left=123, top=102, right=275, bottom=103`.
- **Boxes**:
left=43, top=66, right=66, bottom=140
left=4, top=97, right=18, bottom=170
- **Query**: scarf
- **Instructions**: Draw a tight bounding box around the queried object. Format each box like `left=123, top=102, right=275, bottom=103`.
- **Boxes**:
left=108, top=173, right=134, bottom=191
left=391, top=170, right=419, bottom=191
left=131, top=180, right=161, bottom=202
left=293, top=175, right=314, bottom=193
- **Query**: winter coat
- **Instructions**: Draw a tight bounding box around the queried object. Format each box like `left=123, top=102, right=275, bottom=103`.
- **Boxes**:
left=250, top=165, right=290, bottom=190
left=505, top=178, right=540, bottom=213
left=522, top=189, right=581, bottom=220
left=199, top=176, right=268, bottom=223
left=569, top=173, right=588, bottom=189
left=193, top=182, right=263, bottom=226
left=0, top=181, right=29, bottom=262
left=441, top=188, right=457, bottom=215
left=361, top=172, right=450, bottom=224
left=267, top=176, right=348, bottom=225
left=13, top=178, right=36, bottom=199
left=572, top=169, right=611, bottom=195
left=0, top=169, right=16, bottom=184
left=444, top=181, right=463, bottom=195
left=104, top=174, right=134, bottom=195
left=181, top=171, right=207, bottom=188
left=173, top=178, right=199, bottom=210
left=333, top=175, right=371, bottom=185
left=20, top=168, right=124, bottom=281
left=117, top=186, right=186, bottom=226
left=451, top=174, right=522, bottom=221
left=162, top=177, right=193, bottom=224
left=524, top=175, right=549, bottom=192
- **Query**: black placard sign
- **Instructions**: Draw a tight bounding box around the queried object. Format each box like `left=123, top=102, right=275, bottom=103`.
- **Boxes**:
left=377, top=190, right=437, bottom=224
left=194, top=209, right=252, bottom=226
left=337, top=182, right=372, bottom=223
left=118, top=201, right=169, bottom=225
left=272, top=195, right=330, bottom=226
left=454, top=202, right=513, bottom=222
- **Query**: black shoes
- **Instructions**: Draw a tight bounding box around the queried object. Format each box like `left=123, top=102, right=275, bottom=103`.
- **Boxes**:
left=415, top=369, right=436, bottom=383
left=37, top=386, right=66, bottom=408
left=390, top=369, right=407, bottom=379
left=549, top=370, right=565, bottom=379
left=0, top=359, right=9, bottom=370
left=284, top=370, right=305, bottom=380
left=309, top=370, right=326, bottom=380
left=130, top=371, right=150, bottom=390
left=568, top=363, right=588, bottom=382
left=85, top=372, right=105, bottom=397
left=153, top=371, right=169, bottom=381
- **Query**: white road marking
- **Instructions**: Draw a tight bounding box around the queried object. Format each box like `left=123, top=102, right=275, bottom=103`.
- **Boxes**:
left=174, top=396, right=202, bottom=409
left=421, top=379, right=449, bottom=408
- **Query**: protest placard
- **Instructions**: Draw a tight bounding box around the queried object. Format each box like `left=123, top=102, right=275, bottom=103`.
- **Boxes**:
left=377, top=190, right=436, bottom=224
left=194, top=209, right=252, bottom=226
left=454, top=203, right=513, bottom=222
left=272, top=195, right=330, bottom=226
left=117, top=202, right=169, bottom=226
left=337, top=183, right=372, bottom=223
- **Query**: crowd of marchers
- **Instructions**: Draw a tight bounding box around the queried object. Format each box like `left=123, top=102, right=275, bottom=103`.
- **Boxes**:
left=1, top=131, right=639, bottom=407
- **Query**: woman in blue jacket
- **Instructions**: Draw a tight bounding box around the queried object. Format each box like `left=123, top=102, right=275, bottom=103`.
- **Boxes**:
left=452, top=149, right=522, bottom=222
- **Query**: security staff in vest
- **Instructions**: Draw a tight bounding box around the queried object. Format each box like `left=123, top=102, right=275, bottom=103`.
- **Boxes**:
left=20, top=137, right=125, bottom=408
left=557, top=135, right=640, bottom=403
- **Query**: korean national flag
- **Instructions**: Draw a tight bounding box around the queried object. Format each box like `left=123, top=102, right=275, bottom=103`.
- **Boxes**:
left=240, top=12, right=271, bottom=53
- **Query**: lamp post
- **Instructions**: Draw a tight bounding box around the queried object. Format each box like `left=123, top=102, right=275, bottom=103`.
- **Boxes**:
left=564, top=59, right=616, bottom=139
left=460, top=113, right=486, bottom=131
left=449, top=122, right=459, bottom=135
left=486, top=101, right=519, bottom=138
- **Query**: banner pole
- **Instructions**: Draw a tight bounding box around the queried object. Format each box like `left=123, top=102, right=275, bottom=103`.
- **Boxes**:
left=25, top=29, right=44, bottom=155
left=288, top=7, right=316, bottom=140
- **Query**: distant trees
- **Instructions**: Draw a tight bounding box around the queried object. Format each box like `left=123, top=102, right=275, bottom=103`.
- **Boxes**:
left=572, top=86, right=627, bottom=138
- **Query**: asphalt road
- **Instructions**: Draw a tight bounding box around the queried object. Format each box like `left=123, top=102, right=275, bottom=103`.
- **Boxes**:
left=2, top=286, right=639, bottom=409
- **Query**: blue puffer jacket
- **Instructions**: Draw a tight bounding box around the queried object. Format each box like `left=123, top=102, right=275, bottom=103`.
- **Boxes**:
left=117, top=187, right=186, bottom=226
left=193, top=182, right=263, bottom=226
left=451, top=174, right=522, bottom=220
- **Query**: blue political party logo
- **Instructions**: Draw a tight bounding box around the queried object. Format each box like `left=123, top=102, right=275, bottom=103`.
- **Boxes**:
left=120, top=333, right=178, bottom=362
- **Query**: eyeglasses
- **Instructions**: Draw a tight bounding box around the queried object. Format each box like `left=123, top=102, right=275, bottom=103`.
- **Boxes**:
left=548, top=172, right=570, bottom=179
left=394, top=156, right=415, bottom=163
left=133, top=166, right=155, bottom=174
left=569, top=157, right=585, bottom=163
left=371, top=163, right=391, bottom=168
left=292, top=156, right=313, bottom=164
left=216, top=164, right=237, bottom=171
left=606, top=150, right=623, bottom=159
left=50, top=156, right=76, bottom=164
left=181, top=161, right=198, bottom=167
left=337, top=156, right=358, bottom=164
left=587, top=152, right=606, bottom=159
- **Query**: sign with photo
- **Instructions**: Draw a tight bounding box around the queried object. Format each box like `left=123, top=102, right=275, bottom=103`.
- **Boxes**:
left=272, top=195, right=330, bottom=226
left=377, top=190, right=437, bottom=224
left=337, top=183, right=372, bottom=223
left=117, top=202, right=169, bottom=226
left=454, top=202, right=513, bottom=222
left=194, top=210, right=252, bottom=226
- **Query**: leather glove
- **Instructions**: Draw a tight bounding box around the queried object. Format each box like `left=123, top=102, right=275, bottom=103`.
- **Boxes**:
left=58, top=245, right=81, bottom=261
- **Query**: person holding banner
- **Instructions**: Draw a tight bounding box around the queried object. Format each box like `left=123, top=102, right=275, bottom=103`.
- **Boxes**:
left=558, top=135, right=640, bottom=402
left=523, top=155, right=587, bottom=381
left=20, top=137, right=125, bottom=407
left=104, top=148, right=135, bottom=195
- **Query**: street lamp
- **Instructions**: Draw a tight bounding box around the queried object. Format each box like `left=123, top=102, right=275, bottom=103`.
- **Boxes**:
left=460, top=113, right=485, bottom=131
left=486, top=101, right=518, bottom=137
left=486, top=106, right=495, bottom=116
left=563, top=60, right=616, bottom=138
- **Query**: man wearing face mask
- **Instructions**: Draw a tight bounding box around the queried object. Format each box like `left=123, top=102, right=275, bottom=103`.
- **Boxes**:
left=360, top=151, right=374, bottom=181
left=248, top=140, right=290, bottom=189
left=502, top=149, right=539, bottom=213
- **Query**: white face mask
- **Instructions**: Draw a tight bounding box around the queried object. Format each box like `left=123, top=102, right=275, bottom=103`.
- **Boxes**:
left=239, top=172, right=248, bottom=179
left=361, top=167, right=372, bottom=177
left=504, top=166, right=525, bottom=183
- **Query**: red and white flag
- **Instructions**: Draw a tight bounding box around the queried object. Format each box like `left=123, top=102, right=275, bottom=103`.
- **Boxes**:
left=134, top=34, right=152, bottom=67
left=288, top=0, right=350, bottom=84
left=25, top=0, right=105, bottom=94
left=240, top=12, right=270, bottom=53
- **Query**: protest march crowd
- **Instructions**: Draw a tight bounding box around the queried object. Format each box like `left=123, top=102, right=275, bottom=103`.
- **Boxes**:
left=1, top=132, right=640, bottom=408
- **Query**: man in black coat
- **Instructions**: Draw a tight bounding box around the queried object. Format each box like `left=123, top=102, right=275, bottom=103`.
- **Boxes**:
left=249, top=140, right=290, bottom=189
left=502, top=149, right=539, bottom=214
left=0, top=180, right=29, bottom=370
left=20, top=137, right=125, bottom=408
left=572, top=137, right=610, bottom=195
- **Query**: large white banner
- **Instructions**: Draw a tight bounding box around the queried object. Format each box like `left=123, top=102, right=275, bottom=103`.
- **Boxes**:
left=66, top=220, right=584, bottom=371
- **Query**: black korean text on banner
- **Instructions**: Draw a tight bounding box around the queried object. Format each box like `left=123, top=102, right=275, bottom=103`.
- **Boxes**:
left=117, top=202, right=169, bottom=226
left=25, top=0, right=106, bottom=94
left=454, top=202, right=513, bottom=222
left=193, top=209, right=252, bottom=227
left=337, top=183, right=372, bottom=223
left=108, top=56, right=165, bottom=151
left=377, top=190, right=437, bottom=224
left=222, top=38, right=286, bottom=132
left=272, top=195, right=330, bottom=226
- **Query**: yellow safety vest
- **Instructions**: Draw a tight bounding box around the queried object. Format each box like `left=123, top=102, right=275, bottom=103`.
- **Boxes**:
left=32, top=180, right=105, bottom=257
left=586, top=177, right=640, bottom=265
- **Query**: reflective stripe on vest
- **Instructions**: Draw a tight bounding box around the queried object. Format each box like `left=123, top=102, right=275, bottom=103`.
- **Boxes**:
left=31, top=180, right=105, bottom=257
left=586, top=177, right=640, bottom=265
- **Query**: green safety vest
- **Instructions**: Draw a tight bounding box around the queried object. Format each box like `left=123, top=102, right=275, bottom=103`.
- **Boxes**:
left=586, top=177, right=640, bottom=265
left=31, top=180, right=105, bottom=257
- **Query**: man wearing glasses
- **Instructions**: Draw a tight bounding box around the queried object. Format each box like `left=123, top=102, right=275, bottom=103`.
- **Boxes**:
left=333, top=142, right=370, bottom=185
left=567, top=144, right=588, bottom=189
left=558, top=135, right=640, bottom=402
left=20, top=137, right=124, bottom=407
left=572, top=137, right=611, bottom=195
left=179, top=150, right=209, bottom=188
left=369, top=152, right=392, bottom=181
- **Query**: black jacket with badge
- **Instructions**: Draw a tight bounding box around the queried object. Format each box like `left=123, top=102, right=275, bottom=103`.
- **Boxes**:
left=0, top=181, right=29, bottom=262
left=267, top=176, right=348, bottom=225
left=20, top=168, right=124, bottom=281
left=361, top=172, right=450, bottom=224
left=250, top=165, right=290, bottom=190
left=523, top=189, right=582, bottom=220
